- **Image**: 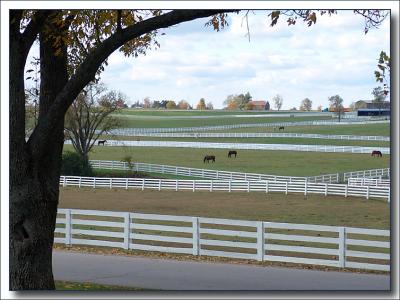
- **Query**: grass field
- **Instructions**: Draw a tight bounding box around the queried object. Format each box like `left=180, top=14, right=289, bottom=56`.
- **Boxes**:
left=55, top=280, right=148, bottom=291
left=103, top=135, right=390, bottom=147
left=226, top=123, right=390, bottom=136
left=116, top=115, right=333, bottom=128
left=59, top=187, right=389, bottom=229
left=64, top=145, right=390, bottom=176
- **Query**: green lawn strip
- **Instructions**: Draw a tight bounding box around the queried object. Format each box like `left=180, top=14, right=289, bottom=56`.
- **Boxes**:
left=59, top=188, right=389, bottom=229
left=117, top=109, right=329, bottom=117
left=64, top=145, right=390, bottom=177
left=93, top=168, right=206, bottom=180
left=55, top=280, right=152, bottom=291
left=98, top=135, right=389, bottom=147
left=116, top=115, right=332, bottom=128
left=224, top=123, right=390, bottom=136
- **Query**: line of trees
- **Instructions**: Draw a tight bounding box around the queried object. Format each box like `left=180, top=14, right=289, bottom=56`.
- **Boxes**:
left=129, top=97, right=215, bottom=110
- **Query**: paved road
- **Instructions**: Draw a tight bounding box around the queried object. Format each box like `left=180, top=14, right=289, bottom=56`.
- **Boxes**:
left=53, top=251, right=390, bottom=290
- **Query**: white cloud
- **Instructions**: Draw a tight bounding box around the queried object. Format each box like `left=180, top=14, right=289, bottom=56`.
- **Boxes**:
left=82, top=10, right=391, bottom=109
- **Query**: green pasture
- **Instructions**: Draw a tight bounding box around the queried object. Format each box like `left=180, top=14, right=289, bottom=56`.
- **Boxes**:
left=55, top=280, right=148, bottom=291
left=118, top=108, right=330, bottom=117
left=226, top=123, right=390, bottom=136
left=115, top=115, right=332, bottom=128
left=64, top=145, right=390, bottom=176
left=102, top=135, right=389, bottom=147
left=59, top=188, right=390, bottom=229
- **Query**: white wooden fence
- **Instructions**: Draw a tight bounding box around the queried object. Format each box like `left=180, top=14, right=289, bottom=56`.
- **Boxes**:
left=59, top=176, right=390, bottom=201
left=111, top=132, right=390, bottom=141
left=66, top=140, right=390, bottom=155
left=54, top=209, right=390, bottom=271
left=343, top=168, right=390, bottom=182
left=89, top=160, right=340, bottom=183
left=348, top=178, right=390, bottom=187
left=106, top=119, right=389, bottom=134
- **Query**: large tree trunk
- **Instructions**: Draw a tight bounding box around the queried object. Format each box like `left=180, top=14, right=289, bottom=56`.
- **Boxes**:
left=9, top=22, right=68, bottom=290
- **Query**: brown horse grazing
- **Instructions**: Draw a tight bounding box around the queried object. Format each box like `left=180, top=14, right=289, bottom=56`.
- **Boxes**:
left=203, top=155, right=215, bottom=163
left=371, top=150, right=382, bottom=157
left=279, top=126, right=285, bottom=131
left=228, top=150, right=237, bottom=158
left=98, top=140, right=107, bottom=146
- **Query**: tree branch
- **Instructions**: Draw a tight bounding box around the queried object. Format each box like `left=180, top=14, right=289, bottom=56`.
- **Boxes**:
left=29, top=9, right=237, bottom=158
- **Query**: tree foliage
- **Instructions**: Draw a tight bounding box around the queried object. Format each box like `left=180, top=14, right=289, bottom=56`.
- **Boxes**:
left=166, top=100, right=177, bottom=109
left=299, top=98, right=312, bottom=111
left=272, top=94, right=283, bottom=111
left=328, top=94, right=344, bottom=122
left=196, top=98, right=206, bottom=110
left=374, top=50, right=390, bottom=96
left=223, top=92, right=252, bottom=110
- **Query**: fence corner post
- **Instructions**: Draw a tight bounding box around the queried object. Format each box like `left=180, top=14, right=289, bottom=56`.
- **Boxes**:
left=257, top=221, right=265, bottom=262
left=124, top=212, right=130, bottom=250
left=65, top=209, right=72, bottom=246
left=192, top=217, right=200, bottom=256
left=338, top=227, right=346, bottom=268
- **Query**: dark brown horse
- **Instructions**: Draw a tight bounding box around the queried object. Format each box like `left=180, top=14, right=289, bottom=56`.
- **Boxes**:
left=203, top=155, right=215, bottom=163
left=279, top=126, right=285, bottom=131
left=98, top=140, right=107, bottom=146
left=228, top=150, right=237, bottom=158
left=371, top=150, right=382, bottom=157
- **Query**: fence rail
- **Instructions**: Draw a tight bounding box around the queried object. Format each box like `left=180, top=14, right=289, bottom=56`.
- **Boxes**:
left=348, top=178, right=390, bottom=187
left=109, top=132, right=390, bottom=141
left=59, top=175, right=390, bottom=201
left=55, top=209, right=390, bottom=271
left=89, top=160, right=340, bottom=183
left=106, top=119, right=389, bottom=134
left=66, top=140, right=390, bottom=155
left=343, top=168, right=390, bottom=181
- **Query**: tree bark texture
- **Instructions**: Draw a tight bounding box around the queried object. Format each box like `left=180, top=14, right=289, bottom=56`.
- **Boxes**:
left=9, top=17, right=68, bottom=290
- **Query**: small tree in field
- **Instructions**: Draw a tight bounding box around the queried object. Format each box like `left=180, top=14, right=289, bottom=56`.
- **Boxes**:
left=197, top=98, right=206, bottom=110
left=166, top=100, right=177, bottom=109
left=64, top=82, right=122, bottom=162
left=328, top=94, right=345, bottom=122
left=299, top=98, right=312, bottom=111
left=273, top=94, right=283, bottom=111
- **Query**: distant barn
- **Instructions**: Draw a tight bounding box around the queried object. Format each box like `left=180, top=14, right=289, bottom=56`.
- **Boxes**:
left=249, top=100, right=270, bottom=111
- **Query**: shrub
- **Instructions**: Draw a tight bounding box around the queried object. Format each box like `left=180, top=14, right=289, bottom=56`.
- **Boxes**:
left=61, top=151, right=93, bottom=176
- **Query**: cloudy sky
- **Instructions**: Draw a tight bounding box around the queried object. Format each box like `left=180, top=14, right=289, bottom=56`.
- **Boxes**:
left=25, top=9, right=391, bottom=110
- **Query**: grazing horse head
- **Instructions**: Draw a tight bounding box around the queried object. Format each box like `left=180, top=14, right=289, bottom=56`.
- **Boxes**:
left=371, top=150, right=382, bottom=157
left=204, top=155, right=215, bottom=163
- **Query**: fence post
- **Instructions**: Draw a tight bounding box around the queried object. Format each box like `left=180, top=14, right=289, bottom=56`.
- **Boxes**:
left=257, top=222, right=265, bottom=262
left=93, top=177, right=96, bottom=188
left=124, top=212, right=130, bottom=250
left=338, top=227, right=346, bottom=268
left=192, top=217, right=200, bottom=256
left=65, top=209, right=71, bottom=246
left=216, top=170, right=219, bottom=179
left=325, top=183, right=328, bottom=196
left=158, top=179, right=161, bottom=191
left=285, top=182, right=288, bottom=195
left=125, top=178, right=128, bottom=190
left=63, top=176, right=66, bottom=187
left=210, top=181, right=213, bottom=192
left=110, top=178, right=112, bottom=189
left=141, top=179, right=145, bottom=191
left=366, top=186, right=370, bottom=199
left=345, top=184, right=348, bottom=197
left=79, top=177, right=81, bottom=188
left=265, top=181, right=269, bottom=193
left=247, top=181, right=250, bottom=192
left=304, top=181, right=307, bottom=196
